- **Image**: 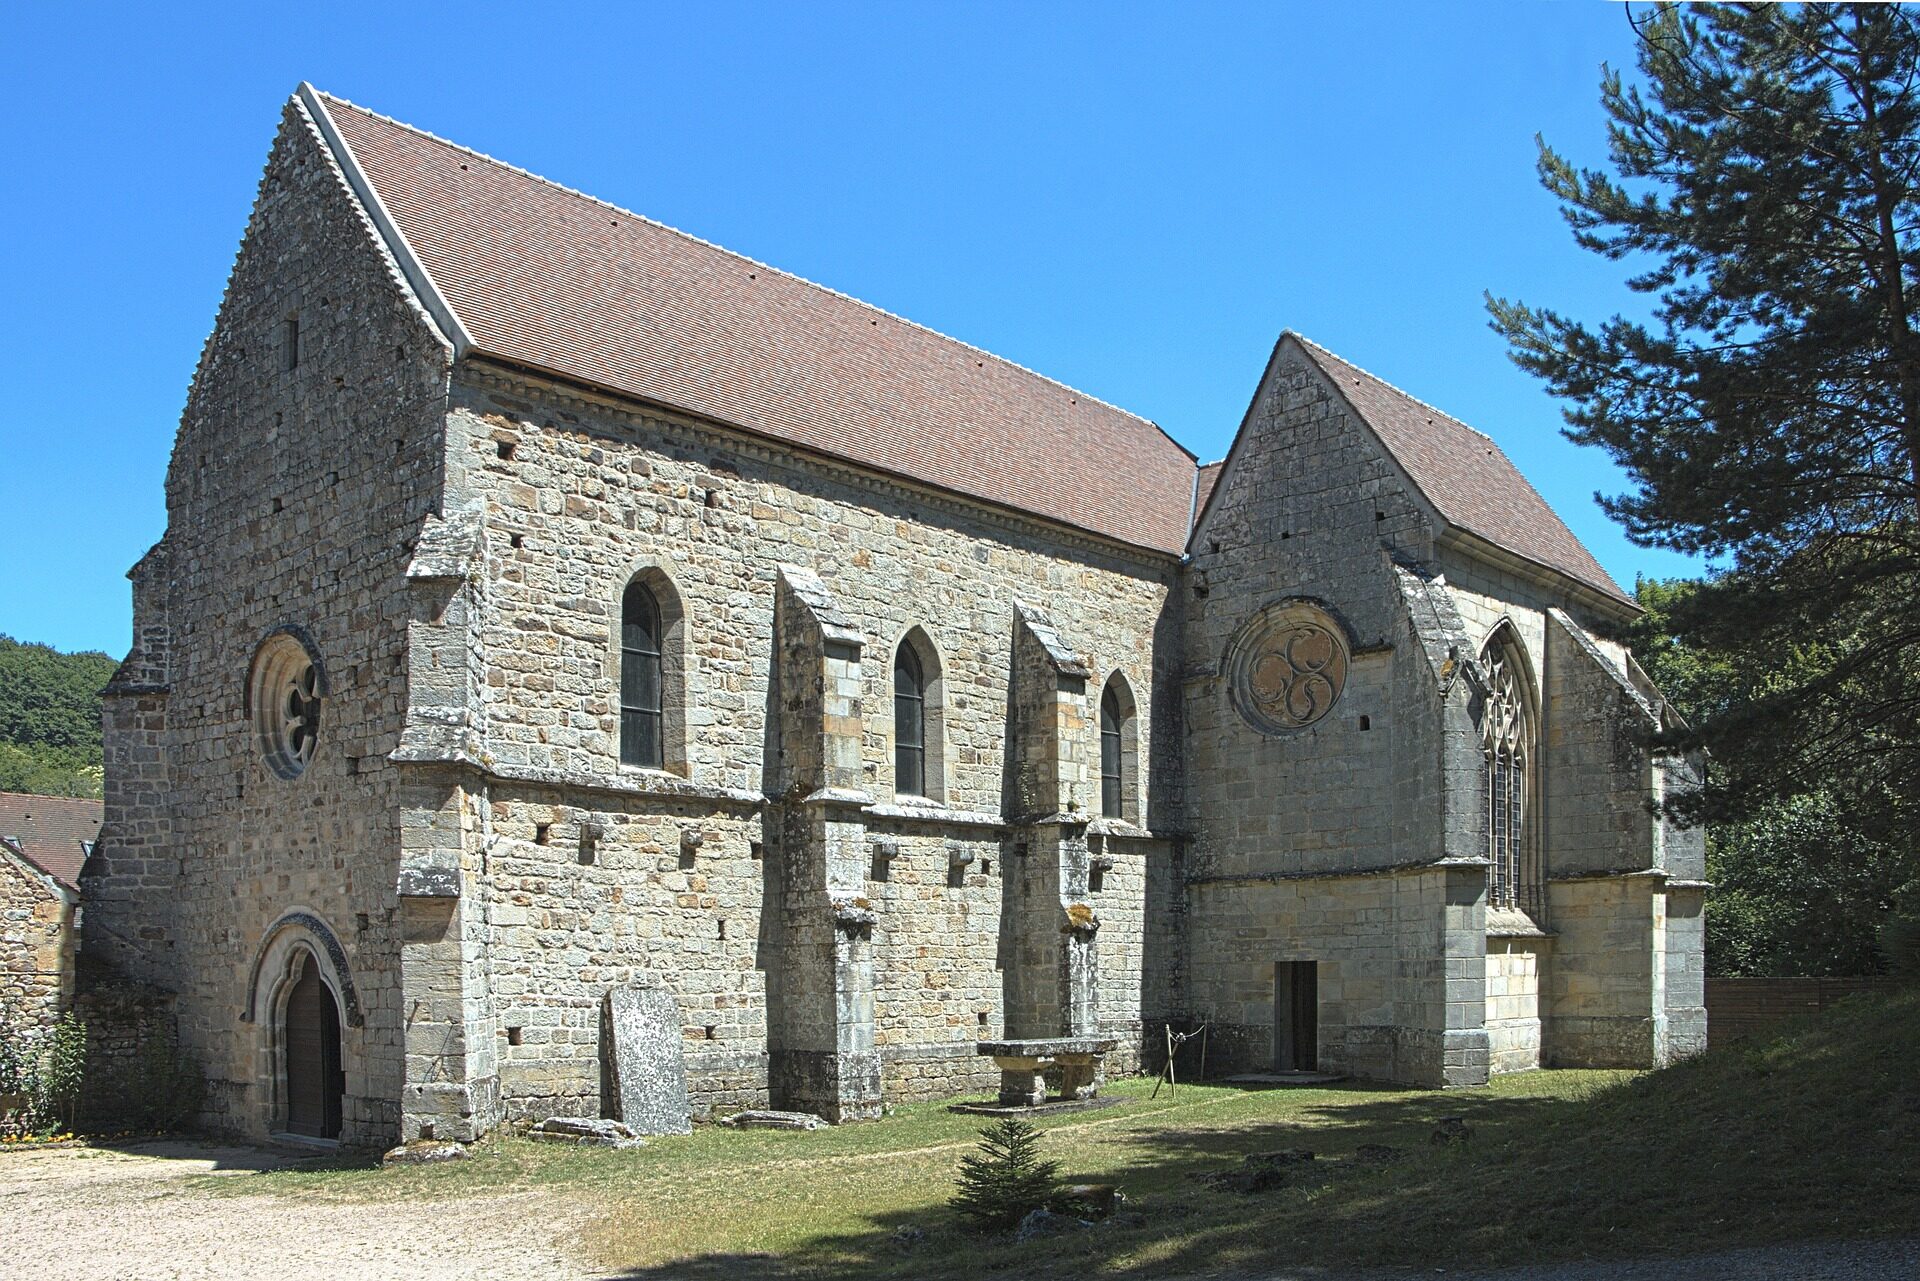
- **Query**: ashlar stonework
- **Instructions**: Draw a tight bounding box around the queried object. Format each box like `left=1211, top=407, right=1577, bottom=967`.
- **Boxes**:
left=84, top=86, right=1706, bottom=1148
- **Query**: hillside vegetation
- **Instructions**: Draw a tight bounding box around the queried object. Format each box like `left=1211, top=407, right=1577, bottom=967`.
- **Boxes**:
left=0, top=635, right=117, bottom=798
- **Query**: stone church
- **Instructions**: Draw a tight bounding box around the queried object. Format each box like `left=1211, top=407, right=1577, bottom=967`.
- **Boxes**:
left=86, top=86, right=1706, bottom=1148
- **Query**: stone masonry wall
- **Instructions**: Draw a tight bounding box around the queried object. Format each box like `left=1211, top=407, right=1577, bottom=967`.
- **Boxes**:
left=0, top=851, right=74, bottom=1034
left=1185, top=342, right=1439, bottom=884
left=88, top=99, right=453, bottom=1147
left=1180, top=340, right=1491, bottom=1087
left=1485, top=937, right=1545, bottom=1073
left=439, top=363, right=1180, bottom=1115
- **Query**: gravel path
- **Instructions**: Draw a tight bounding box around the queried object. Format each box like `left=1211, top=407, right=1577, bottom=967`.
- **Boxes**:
left=0, top=1140, right=592, bottom=1280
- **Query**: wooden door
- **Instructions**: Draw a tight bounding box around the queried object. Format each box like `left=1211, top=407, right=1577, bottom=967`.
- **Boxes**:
left=1273, top=961, right=1318, bottom=1072
left=285, top=966, right=343, bottom=1138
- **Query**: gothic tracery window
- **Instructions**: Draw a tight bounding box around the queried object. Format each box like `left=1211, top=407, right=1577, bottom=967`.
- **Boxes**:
left=1481, top=628, right=1540, bottom=917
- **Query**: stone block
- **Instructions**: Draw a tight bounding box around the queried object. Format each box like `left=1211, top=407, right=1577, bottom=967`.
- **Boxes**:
left=605, top=984, right=693, bottom=1135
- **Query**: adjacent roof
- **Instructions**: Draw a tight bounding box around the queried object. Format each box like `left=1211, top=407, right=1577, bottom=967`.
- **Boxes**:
left=308, top=90, right=1199, bottom=555
left=1192, top=462, right=1224, bottom=531
left=0, top=792, right=100, bottom=892
left=1291, top=336, right=1632, bottom=607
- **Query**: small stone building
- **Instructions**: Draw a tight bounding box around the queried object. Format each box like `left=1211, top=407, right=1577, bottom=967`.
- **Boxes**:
left=0, top=792, right=95, bottom=1032
left=86, top=86, right=1706, bottom=1148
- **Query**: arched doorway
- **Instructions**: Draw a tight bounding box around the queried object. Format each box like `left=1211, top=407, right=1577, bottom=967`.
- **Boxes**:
left=282, top=957, right=343, bottom=1139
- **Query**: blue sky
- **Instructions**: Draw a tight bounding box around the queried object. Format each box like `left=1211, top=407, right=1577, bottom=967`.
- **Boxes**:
left=0, top=1, right=1696, bottom=657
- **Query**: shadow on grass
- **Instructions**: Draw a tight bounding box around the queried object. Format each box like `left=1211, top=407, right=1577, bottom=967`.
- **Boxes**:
left=589, top=1086, right=1588, bottom=1281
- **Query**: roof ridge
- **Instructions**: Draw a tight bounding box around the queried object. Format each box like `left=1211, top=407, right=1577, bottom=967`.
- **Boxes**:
left=1287, top=331, right=1498, bottom=446
left=313, top=89, right=1190, bottom=457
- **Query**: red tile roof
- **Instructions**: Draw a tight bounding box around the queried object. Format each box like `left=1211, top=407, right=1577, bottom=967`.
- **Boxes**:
left=300, top=91, right=1627, bottom=600
left=1192, top=462, right=1224, bottom=530
left=312, top=92, right=1200, bottom=555
left=0, top=792, right=99, bottom=892
left=1292, top=337, right=1632, bottom=607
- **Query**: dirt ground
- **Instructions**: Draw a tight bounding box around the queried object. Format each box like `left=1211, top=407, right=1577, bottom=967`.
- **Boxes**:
left=4, top=1139, right=1913, bottom=1281
left=0, top=1140, right=591, bottom=1280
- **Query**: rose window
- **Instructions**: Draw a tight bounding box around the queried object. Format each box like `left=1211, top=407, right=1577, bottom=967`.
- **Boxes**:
left=250, top=631, right=325, bottom=779
left=1226, top=602, right=1350, bottom=735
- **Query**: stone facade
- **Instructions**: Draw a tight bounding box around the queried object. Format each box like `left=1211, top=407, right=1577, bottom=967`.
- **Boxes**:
left=86, top=91, right=1704, bottom=1148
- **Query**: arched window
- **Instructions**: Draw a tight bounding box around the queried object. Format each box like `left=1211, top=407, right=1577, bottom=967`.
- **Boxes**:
left=1480, top=627, right=1540, bottom=917
left=1101, top=684, right=1123, bottom=818
left=892, top=628, right=944, bottom=800
left=621, top=580, right=664, bottom=768
left=1099, top=672, right=1139, bottom=822
left=894, top=644, right=926, bottom=797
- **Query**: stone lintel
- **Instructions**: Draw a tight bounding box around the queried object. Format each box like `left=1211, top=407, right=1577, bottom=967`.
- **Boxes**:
left=976, top=1037, right=1117, bottom=1058
left=865, top=800, right=1002, bottom=828
left=482, top=761, right=763, bottom=809
left=1188, top=854, right=1485, bottom=889
left=1547, top=867, right=1669, bottom=884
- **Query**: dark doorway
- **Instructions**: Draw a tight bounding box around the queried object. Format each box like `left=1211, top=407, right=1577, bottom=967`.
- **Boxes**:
left=1274, top=960, right=1318, bottom=1072
left=284, top=962, right=344, bottom=1139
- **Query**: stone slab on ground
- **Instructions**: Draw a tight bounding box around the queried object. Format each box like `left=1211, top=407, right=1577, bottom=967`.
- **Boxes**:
left=527, top=1116, right=646, bottom=1149
left=382, top=1139, right=468, bottom=1165
left=1222, top=1072, right=1347, bottom=1086
left=722, top=1109, right=827, bottom=1130
left=605, top=983, right=693, bottom=1136
left=949, top=1095, right=1127, bottom=1117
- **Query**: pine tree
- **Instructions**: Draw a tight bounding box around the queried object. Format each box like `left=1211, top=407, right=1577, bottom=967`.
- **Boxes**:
left=948, top=1118, right=1060, bottom=1229
left=1490, top=5, right=1920, bottom=855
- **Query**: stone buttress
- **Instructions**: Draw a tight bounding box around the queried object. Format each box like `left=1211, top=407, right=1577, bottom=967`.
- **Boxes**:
left=391, top=511, right=501, bottom=1141
left=765, top=565, right=881, bottom=1121
left=1002, top=603, right=1102, bottom=1043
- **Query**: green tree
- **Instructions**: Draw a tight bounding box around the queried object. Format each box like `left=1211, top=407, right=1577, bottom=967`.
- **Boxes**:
left=949, top=1118, right=1060, bottom=1229
left=1629, top=577, right=1913, bottom=974
left=1490, top=4, right=1920, bottom=846
left=0, top=635, right=116, bottom=798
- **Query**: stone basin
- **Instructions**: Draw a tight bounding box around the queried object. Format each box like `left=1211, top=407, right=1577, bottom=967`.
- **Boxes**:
left=977, top=1037, right=1119, bottom=1106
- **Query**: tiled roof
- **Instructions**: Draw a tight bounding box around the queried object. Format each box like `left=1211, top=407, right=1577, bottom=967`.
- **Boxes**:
left=310, top=91, right=1200, bottom=555
left=1192, top=462, right=1223, bottom=531
left=296, top=91, right=1628, bottom=598
left=0, top=792, right=100, bottom=892
left=1291, top=337, right=1632, bottom=607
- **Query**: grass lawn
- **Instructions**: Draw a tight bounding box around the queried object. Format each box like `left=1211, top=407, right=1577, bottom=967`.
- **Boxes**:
left=222, top=987, right=1920, bottom=1278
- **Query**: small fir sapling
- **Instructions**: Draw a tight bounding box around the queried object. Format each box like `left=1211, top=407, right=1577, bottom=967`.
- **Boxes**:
left=949, top=1117, right=1061, bottom=1228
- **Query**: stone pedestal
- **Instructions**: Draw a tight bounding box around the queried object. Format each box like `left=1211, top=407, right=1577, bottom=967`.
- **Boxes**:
left=994, top=1057, right=1047, bottom=1106
left=1057, top=1053, right=1102, bottom=1101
